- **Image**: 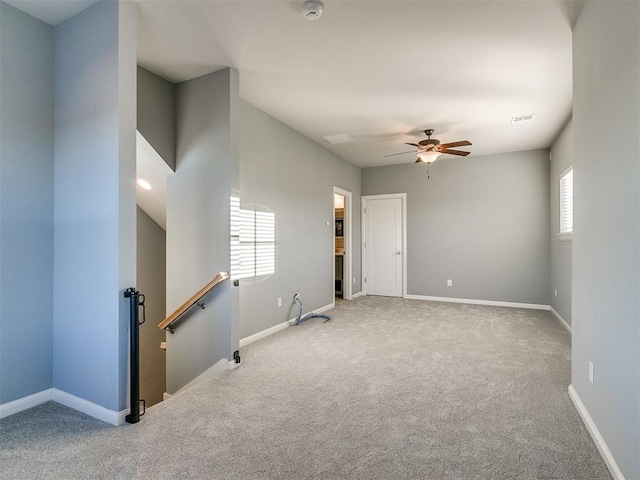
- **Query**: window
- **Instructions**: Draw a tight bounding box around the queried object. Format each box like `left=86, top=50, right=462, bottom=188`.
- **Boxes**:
left=559, top=166, right=573, bottom=238
left=230, top=197, right=276, bottom=279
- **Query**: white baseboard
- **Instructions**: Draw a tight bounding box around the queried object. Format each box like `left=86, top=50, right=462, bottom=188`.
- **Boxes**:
left=165, top=357, right=243, bottom=400
left=568, top=385, right=625, bottom=480
left=52, top=388, right=127, bottom=426
left=404, top=294, right=550, bottom=311
left=1, top=388, right=128, bottom=426
left=0, top=388, right=53, bottom=420
left=240, top=319, right=293, bottom=348
left=550, top=307, right=572, bottom=333
left=312, top=302, right=335, bottom=315
left=172, top=358, right=230, bottom=396
left=352, top=291, right=365, bottom=298
left=239, top=301, right=335, bottom=348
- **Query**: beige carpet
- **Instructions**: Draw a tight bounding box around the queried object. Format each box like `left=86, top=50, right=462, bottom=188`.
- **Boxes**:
left=0, top=296, right=611, bottom=479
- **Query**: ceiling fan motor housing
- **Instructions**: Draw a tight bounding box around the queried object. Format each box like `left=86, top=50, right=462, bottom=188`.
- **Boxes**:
left=419, top=139, right=440, bottom=151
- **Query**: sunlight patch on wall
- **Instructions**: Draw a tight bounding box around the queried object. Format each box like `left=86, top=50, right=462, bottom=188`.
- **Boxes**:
left=230, top=196, right=275, bottom=279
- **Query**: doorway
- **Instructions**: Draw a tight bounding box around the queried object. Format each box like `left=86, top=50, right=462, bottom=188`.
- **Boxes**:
left=136, top=131, right=172, bottom=407
left=334, top=187, right=352, bottom=300
left=362, top=194, right=407, bottom=297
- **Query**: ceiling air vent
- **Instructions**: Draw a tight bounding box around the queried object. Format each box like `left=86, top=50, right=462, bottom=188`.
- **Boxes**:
left=322, top=133, right=354, bottom=144
left=511, top=115, right=535, bottom=124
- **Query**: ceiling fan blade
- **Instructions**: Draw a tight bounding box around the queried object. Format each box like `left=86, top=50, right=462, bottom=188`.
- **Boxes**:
left=405, top=143, right=420, bottom=147
left=440, top=149, right=470, bottom=156
left=439, top=140, right=472, bottom=149
left=384, top=150, right=417, bottom=158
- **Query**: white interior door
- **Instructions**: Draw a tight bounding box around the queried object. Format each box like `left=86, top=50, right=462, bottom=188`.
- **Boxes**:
left=363, top=197, right=403, bottom=297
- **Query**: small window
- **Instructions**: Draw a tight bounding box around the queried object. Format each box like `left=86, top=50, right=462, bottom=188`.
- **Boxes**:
left=559, top=166, right=573, bottom=237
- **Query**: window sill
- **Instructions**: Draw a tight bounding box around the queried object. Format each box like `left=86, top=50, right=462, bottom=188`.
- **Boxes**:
left=557, top=233, right=572, bottom=241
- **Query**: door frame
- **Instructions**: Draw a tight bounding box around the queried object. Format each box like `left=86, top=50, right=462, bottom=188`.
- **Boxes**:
left=361, top=193, right=407, bottom=297
left=333, top=187, right=352, bottom=300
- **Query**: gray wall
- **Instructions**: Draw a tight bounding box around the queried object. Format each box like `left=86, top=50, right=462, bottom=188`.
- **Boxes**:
left=53, top=0, right=137, bottom=412
left=572, top=3, right=639, bottom=478
left=0, top=3, right=54, bottom=404
left=238, top=100, right=362, bottom=339
left=549, top=119, right=572, bottom=325
left=362, top=150, right=550, bottom=305
left=137, top=208, right=166, bottom=407
left=166, top=69, right=236, bottom=393
left=137, top=66, right=176, bottom=170
left=229, top=71, right=240, bottom=353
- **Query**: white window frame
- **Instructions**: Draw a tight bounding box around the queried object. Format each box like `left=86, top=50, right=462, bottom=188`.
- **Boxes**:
left=558, top=165, right=573, bottom=241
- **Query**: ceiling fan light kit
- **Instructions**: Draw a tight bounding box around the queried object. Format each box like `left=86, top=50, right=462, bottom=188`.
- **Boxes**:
left=416, top=151, right=442, bottom=164
left=302, top=0, right=324, bottom=20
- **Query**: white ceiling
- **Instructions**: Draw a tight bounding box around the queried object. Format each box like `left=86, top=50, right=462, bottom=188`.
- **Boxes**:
left=10, top=0, right=579, bottom=169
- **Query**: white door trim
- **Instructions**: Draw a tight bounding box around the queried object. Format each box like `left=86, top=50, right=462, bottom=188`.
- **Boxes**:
left=334, top=187, right=352, bottom=300
left=361, top=193, right=407, bottom=297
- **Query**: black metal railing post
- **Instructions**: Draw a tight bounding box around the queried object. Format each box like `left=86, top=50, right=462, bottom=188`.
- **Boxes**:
left=124, top=287, right=145, bottom=424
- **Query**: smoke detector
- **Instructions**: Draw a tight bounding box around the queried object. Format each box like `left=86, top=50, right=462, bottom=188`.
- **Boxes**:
left=302, top=0, right=324, bottom=20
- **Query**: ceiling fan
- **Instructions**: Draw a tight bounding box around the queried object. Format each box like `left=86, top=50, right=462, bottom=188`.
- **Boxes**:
left=385, top=129, right=472, bottom=164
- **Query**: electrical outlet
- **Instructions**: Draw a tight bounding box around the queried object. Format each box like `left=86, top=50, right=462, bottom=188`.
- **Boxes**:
left=554, top=288, right=558, bottom=298
left=589, top=361, right=594, bottom=384
left=277, top=296, right=282, bottom=307
left=447, top=279, right=453, bottom=287
left=353, top=277, right=356, bottom=284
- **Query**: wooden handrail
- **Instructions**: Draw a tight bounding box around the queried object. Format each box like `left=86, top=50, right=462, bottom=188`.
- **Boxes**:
left=158, top=271, right=229, bottom=332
